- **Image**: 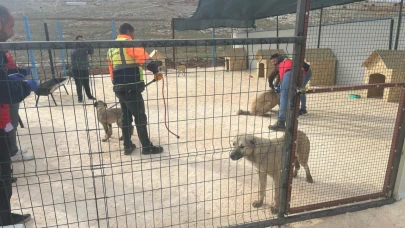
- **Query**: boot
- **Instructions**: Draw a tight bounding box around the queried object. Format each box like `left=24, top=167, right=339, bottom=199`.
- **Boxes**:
left=142, top=144, right=164, bottom=155
left=268, top=120, right=285, bottom=131
left=124, top=144, right=136, bottom=155
left=136, top=125, right=164, bottom=154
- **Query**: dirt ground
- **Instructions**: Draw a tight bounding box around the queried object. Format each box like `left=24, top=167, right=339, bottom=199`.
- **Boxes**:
left=11, top=67, right=400, bottom=227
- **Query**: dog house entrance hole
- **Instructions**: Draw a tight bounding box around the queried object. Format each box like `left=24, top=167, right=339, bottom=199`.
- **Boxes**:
left=367, top=74, right=386, bottom=98
left=258, top=63, right=265, bottom=78
left=225, top=59, right=230, bottom=70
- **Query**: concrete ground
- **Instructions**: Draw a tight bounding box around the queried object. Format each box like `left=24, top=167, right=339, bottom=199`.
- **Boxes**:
left=10, top=67, right=400, bottom=227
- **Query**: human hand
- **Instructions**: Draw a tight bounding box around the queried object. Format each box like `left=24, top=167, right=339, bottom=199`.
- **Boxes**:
left=23, top=67, right=31, bottom=75
left=154, top=73, right=163, bottom=81
left=269, top=83, right=275, bottom=90
left=275, top=86, right=280, bottom=94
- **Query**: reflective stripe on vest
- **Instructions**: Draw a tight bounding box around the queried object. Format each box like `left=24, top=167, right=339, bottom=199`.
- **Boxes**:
left=107, top=37, right=144, bottom=83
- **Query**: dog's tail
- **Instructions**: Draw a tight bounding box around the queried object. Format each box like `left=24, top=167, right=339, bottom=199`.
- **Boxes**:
left=237, top=110, right=251, bottom=115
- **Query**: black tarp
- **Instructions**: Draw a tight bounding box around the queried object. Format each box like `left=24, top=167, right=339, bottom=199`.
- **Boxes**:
left=173, top=0, right=364, bottom=31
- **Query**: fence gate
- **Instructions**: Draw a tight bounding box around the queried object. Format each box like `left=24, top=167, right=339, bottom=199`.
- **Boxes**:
left=285, top=81, right=405, bottom=215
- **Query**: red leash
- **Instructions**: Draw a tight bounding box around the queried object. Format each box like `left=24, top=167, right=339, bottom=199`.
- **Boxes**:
left=161, top=76, right=180, bottom=139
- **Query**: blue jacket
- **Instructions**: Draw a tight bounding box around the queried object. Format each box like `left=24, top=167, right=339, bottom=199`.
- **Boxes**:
left=0, top=51, right=31, bottom=104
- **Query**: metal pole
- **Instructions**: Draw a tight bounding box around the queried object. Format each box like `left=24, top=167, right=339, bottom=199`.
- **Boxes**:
left=23, top=17, right=38, bottom=82
left=277, top=16, right=279, bottom=49
left=387, top=87, right=405, bottom=197
left=44, top=23, right=56, bottom=77
left=112, top=20, right=117, bottom=40
left=317, top=8, right=323, bottom=48
left=389, top=19, right=394, bottom=50
left=394, top=0, right=404, bottom=50
left=278, top=0, right=310, bottom=218
left=212, top=28, right=216, bottom=67
left=57, top=21, right=67, bottom=76
left=246, top=26, right=249, bottom=69
left=171, top=18, right=176, bottom=67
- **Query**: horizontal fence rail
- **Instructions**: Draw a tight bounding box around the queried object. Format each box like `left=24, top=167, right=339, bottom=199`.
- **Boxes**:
left=0, top=37, right=306, bottom=50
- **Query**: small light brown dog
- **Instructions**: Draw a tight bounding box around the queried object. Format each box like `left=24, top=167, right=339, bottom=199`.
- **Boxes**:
left=176, top=65, right=186, bottom=76
left=230, top=130, right=313, bottom=214
left=237, top=90, right=280, bottom=116
left=94, top=101, right=134, bottom=142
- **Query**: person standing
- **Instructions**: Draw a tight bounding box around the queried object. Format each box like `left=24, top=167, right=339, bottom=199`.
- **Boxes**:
left=107, top=23, right=164, bottom=155
left=4, top=50, right=34, bottom=162
left=267, top=53, right=308, bottom=131
left=0, top=5, right=36, bottom=226
left=70, top=35, right=96, bottom=103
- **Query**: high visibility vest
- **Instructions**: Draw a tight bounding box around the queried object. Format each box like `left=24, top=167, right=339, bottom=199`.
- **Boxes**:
left=107, top=37, right=144, bottom=84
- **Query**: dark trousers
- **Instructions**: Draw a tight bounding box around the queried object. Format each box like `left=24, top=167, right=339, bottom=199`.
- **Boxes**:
left=115, top=90, right=151, bottom=149
left=73, top=69, right=93, bottom=101
left=0, top=129, right=13, bottom=226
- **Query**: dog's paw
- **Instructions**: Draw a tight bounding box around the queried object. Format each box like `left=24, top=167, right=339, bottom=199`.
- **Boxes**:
left=102, top=138, right=108, bottom=142
left=270, top=205, right=279, bottom=214
left=306, top=175, right=314, bottom=183
left=252, top=200, right=263, bottom=208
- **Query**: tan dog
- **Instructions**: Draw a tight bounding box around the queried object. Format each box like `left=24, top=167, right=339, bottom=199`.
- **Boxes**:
left=176, top=65, right=186, bottom=76
left=94, top=101, right=134, bottom=142
left=230, top=130, right=313, bottom=214
left=237, top=90, right=280, bottom=116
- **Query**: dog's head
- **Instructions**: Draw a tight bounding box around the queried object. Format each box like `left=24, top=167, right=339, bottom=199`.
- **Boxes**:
left=230, top=134, right=257, bottom=160
left=94, top=100, right=107, bottom=109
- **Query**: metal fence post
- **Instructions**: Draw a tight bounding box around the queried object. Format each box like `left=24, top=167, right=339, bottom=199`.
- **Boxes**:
left=394, top=0, right=403, bottom=50
left=23, top=16, right=39, bottom=82
left=44, top=23, right=56, bottom=77
left=277, top=16, right=279, bottom=49
left=172, top=18, right=176, bottom=67
left=317, top=8, right=323, bottom=48
left=57, top=21, right=67, bottom=76
left=389, top=19, right=394, bottom=50
left=112, top=20, right=117, bottom=40
left=278, top=0, right=310, bottom=217
left=212, top=27, right=216, bottom=67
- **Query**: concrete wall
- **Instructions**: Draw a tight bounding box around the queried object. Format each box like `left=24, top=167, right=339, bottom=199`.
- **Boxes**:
left=234, top=17, right=405, bottom=85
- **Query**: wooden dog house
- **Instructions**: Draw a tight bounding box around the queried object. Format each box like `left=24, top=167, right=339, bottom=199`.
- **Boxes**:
left=224, top=48, right=247, bottom=71
left=254, top=49, right=286, bottom=78
left=362, top=50, right=405, bottom=103
left=304, top=48, right=337, bottom=86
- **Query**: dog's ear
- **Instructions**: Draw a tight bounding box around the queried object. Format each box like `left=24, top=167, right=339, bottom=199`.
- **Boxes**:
left=93, top=101, right=98, bottom=107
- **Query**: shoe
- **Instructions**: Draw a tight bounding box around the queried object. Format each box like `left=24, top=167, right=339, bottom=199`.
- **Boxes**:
left=142, top=144, right=164, bottom=155
left=11, top=151, right=34, bottom=162
left=18, top=147, right=27, bottom=154
left=1, top=213, right=32, bottom=226
left=124, top=144, right=136, bottom=155
left=268, top=120, right=285, bottom=131
left=299, top=109, right=308, bottom=116
left=11, top=178, right=17, bottom=183
left=78, top=99, right=83, bottom=103
left=88, top=96, right=96, bottom=100
left=9, top=213, right=31, bottom=224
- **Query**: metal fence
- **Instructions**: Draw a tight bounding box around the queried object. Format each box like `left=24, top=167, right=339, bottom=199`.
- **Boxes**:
left=1, top=1, right=405, bottom=228
left=2, top=37, right=305, bottom=227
